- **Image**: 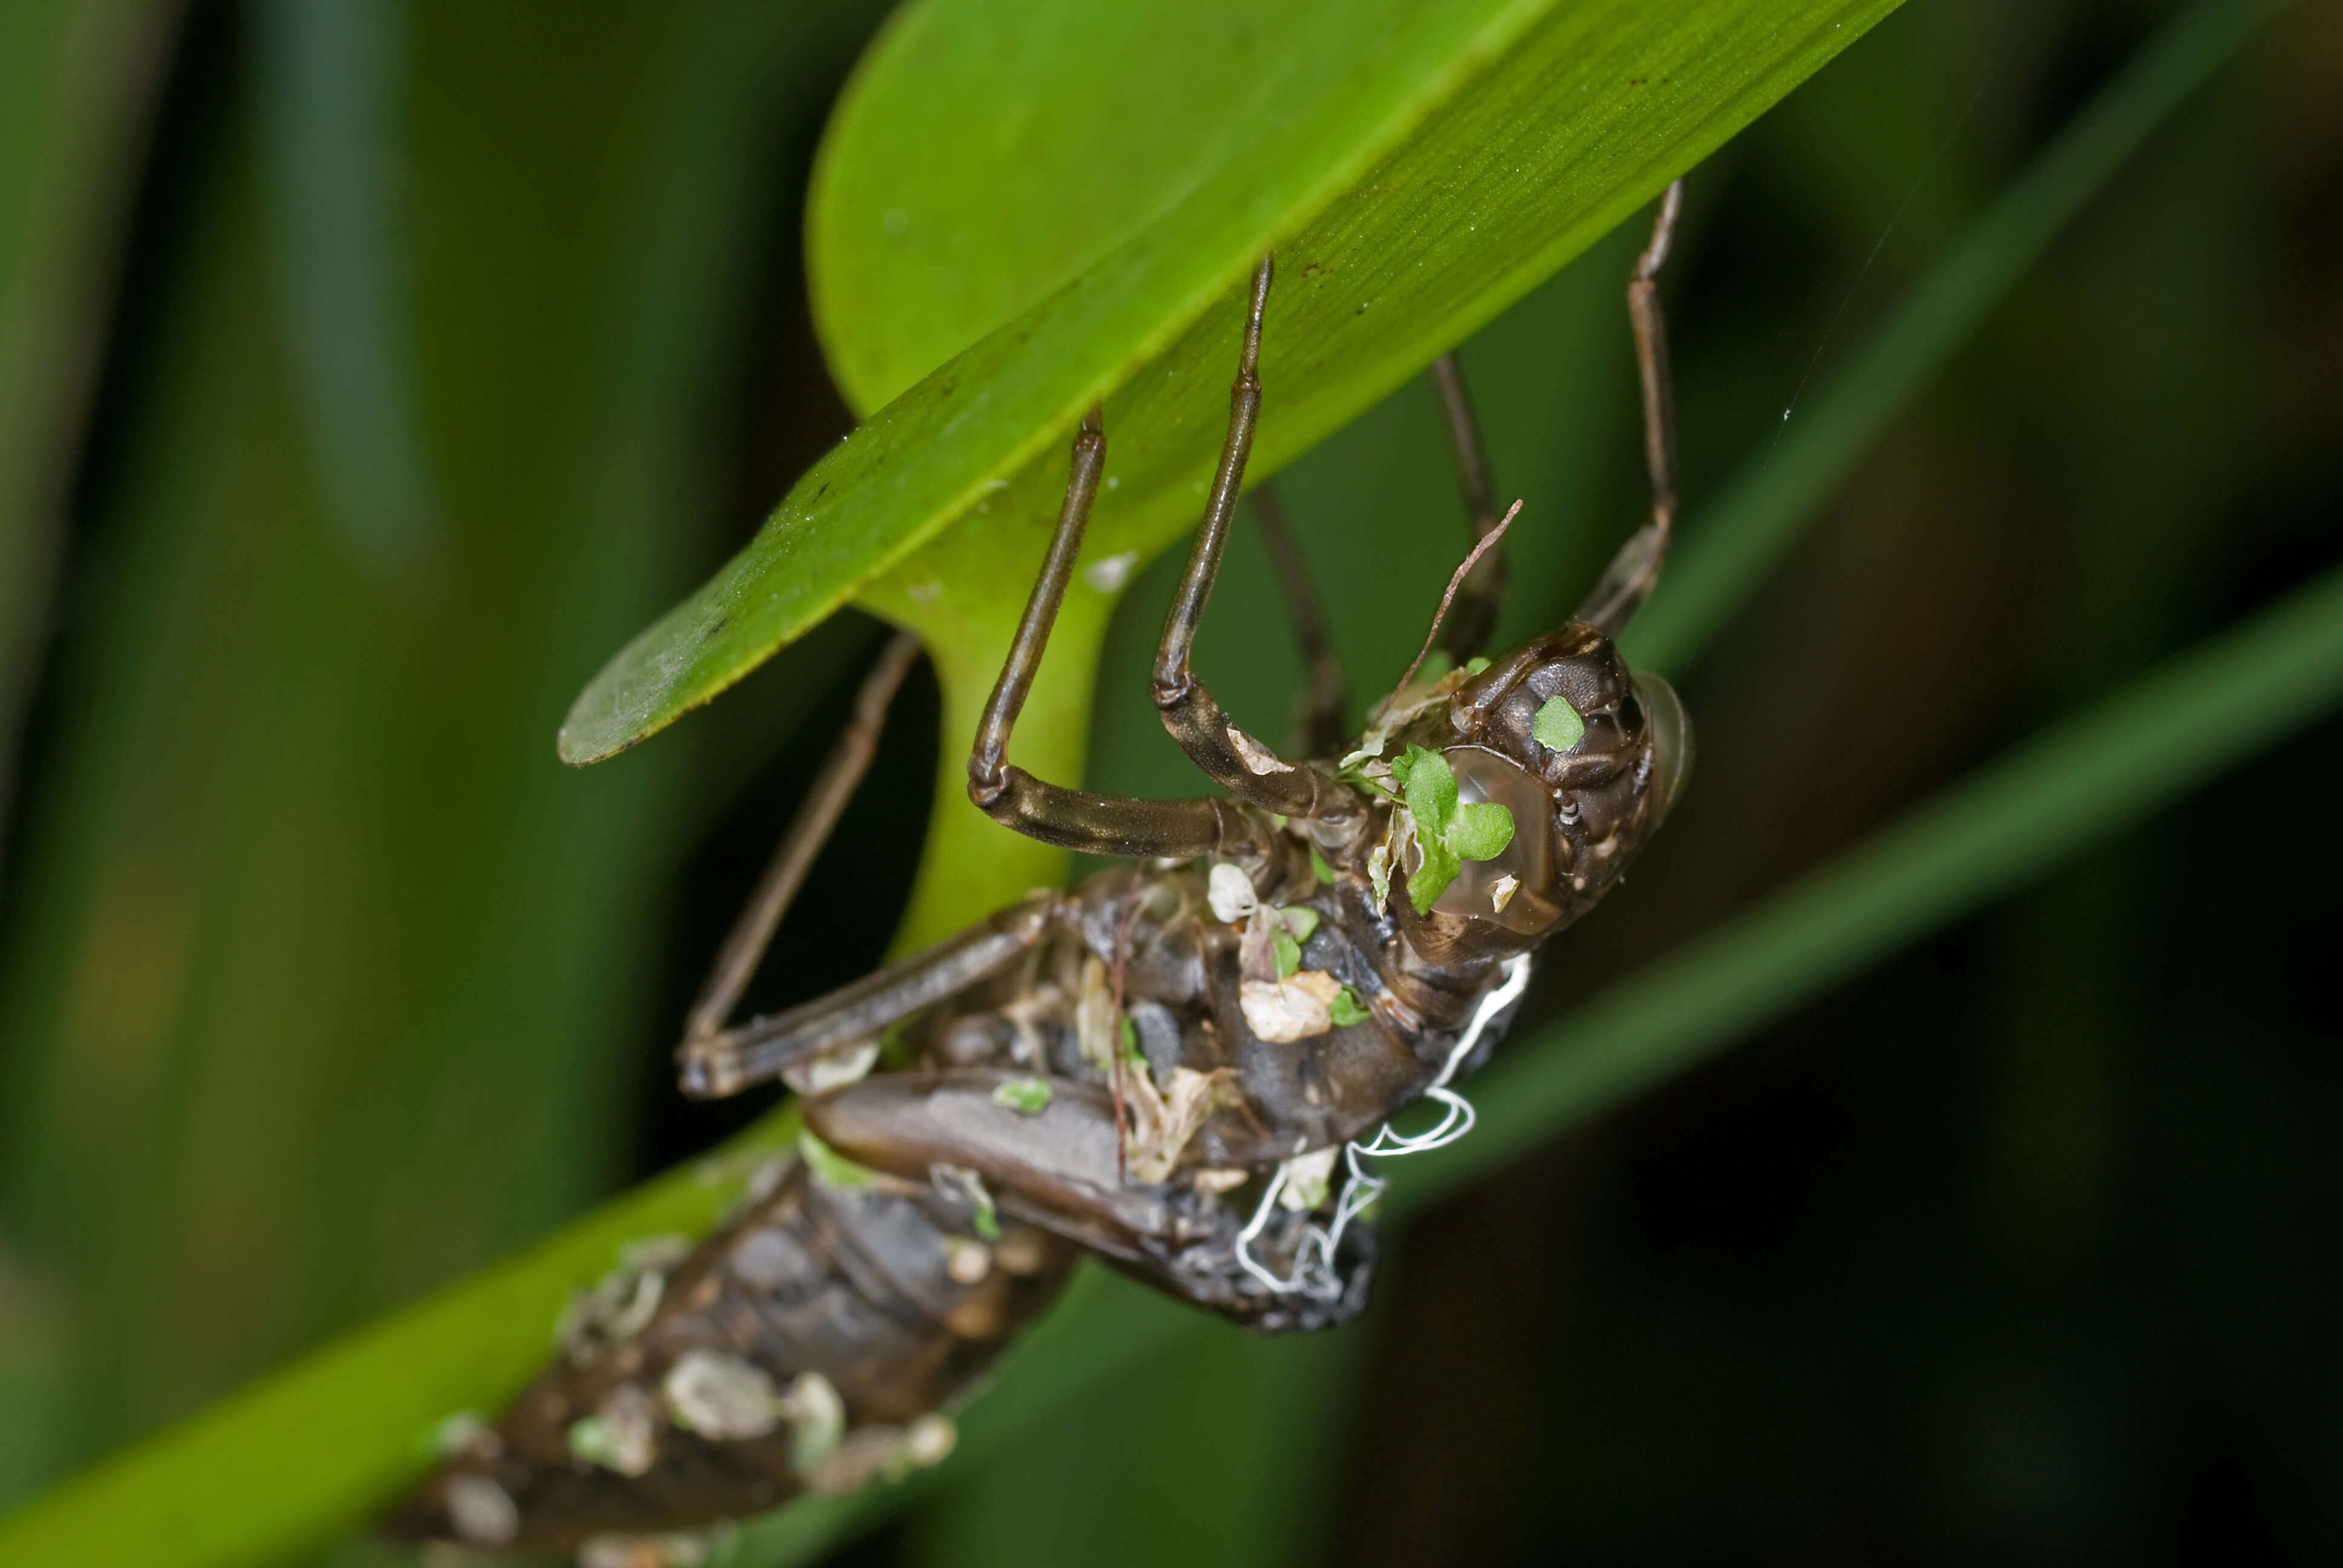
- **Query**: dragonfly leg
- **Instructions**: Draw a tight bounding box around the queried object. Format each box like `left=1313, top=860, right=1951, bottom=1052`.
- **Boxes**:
left=677, top=895, right=1060, bottom=1098
left=1250, top=482, right=1348, bottom=757
left=1429, top=352, right=1507, bottom=661
left=1576, top=178, right=1686, bottom=635
left=967, top=410, right=1277, bottom=861
left=1151, top=258, right=1369, bottom=827
left=680, top=630, right=923, bottom=1060
left=805, top=1067, right=1366, bottom=1331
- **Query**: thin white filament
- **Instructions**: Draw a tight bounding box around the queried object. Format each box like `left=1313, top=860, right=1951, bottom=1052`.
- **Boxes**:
left=1234, top=954, right=1532, bottom=1299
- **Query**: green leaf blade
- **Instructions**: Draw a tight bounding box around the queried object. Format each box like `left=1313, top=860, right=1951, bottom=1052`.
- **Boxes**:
left=560, top=0, right=1903, bottom=765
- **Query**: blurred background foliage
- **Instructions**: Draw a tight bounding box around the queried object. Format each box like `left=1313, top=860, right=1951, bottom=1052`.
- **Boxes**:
left=0, top=0, right=2336, bottom=1564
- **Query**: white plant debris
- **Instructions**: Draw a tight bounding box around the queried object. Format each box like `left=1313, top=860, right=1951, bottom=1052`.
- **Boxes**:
left=781, top=1370, right=846, bottom=1472
left=579, top=1530, right=713, bottom=1568
left=1073, top=955, right=1118, bottom=1073
left=620, top=1235, right=691, bottom=1273
left=557, top=1241, right=681, bottom=1363
left=781, top=1037, right=879, bottom=1095
left=941, top=1235, right=992, bottom=1284
left=1082, top=550, right=1138, bottom=592
left=428, top=1410, right=496, bottom=1461
left=444, top=1472, right=520, bottom=1547
left=1227, top=728, right=1286, bottom=776
left=1277, top=1146, right=1341, bottom=1212
left=807, top=1427, right=902, bottom=1495
left=1119, top=1054, right=1236, bottom=1183
left=662, top=1350, right=784, bottom=1441
left=569, top=1382, right=660, bottom=1475
left=1207, top=861, right=1258, bottom=923
left=1491, top=872, right=1521, bottom=913
left=902, top=1413, right=958, bottom=1468
left=1239, top=970, right=1343, bottom=1044
left=804, top=1414, right=958, bottom=1495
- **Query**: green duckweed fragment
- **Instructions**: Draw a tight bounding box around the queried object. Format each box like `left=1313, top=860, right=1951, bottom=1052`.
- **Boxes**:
left=991, top=1076, right=1053, bottom=1115
left=1271, top=928, right=1302, bottom=979
left=1266, top=904, right=1319, bottom=978
left=1446, top=800, right=1515, bottom=860
left=798, top=1129, right=877, bottom=1191
left=566, top=1416, right=623, bottom=1471
left=1406, top=838, right=1461, bottom=913
left=1533, top=693, right=1585, bottom=751
left=1329, top=987, right=1370, bottom=1027
left=1309, top=846, right=1335, bottom=885
left=1398, top=744, right=1458, bottom=831
left=1395, top=743, right=1516, bottom=910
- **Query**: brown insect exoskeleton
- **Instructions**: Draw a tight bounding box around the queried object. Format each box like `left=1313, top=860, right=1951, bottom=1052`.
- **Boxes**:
left=396, top=181, right=1692, bottom=1562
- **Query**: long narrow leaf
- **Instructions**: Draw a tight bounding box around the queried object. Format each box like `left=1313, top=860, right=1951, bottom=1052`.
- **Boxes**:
left=0, top=1119, right=798, bottom=1568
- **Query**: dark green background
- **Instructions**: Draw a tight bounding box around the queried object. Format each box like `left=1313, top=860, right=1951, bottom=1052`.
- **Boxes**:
left=0, top=1, right=2336, bottom=1563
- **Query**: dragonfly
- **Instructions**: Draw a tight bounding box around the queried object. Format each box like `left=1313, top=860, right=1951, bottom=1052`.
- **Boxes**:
left=396, top=181, right=1693, bottom=1565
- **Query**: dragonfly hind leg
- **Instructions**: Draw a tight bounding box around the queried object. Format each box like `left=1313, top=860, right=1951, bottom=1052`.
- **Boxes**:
left=1429, top=351, right=1507, bottom=662
left=1251, top=481, right=1349, bottom=759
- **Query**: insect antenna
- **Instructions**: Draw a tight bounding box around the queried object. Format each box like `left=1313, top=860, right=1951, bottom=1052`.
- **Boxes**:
left=1395, top=498, right=1522, bottom=690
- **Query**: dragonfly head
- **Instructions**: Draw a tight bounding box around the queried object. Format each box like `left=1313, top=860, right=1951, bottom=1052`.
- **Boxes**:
left=1387, top=622, right=1690, bottom=955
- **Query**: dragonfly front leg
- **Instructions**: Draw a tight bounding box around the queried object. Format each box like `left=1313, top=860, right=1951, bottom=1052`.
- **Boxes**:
left=1151, top=258, right=1369, bottom=828
left=968, top=408, right=1278, bottom=861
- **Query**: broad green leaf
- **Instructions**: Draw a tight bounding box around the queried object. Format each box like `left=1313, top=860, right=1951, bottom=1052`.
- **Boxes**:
left=560, top=0, right=1901, bottom=825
